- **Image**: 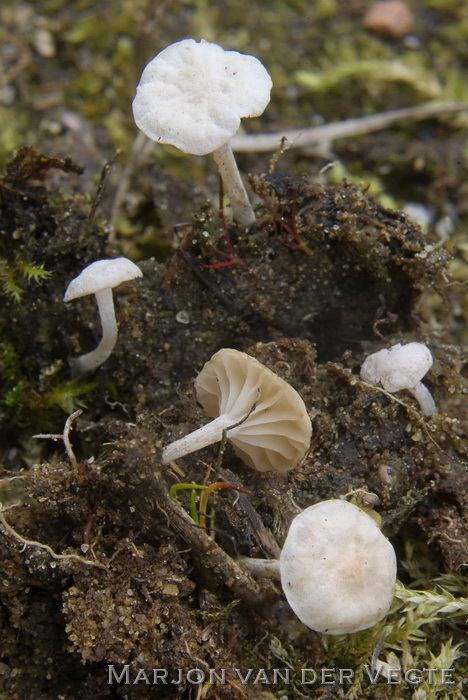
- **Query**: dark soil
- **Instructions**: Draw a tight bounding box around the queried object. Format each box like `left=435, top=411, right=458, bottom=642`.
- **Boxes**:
left=0, top=1, right=467, bottom=699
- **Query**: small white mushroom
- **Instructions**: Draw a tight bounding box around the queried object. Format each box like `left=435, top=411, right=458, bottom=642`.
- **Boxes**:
left=161, top=348, right=311, bottom=472
left=360, top=342, right=437, bottom=415
left=280, top=500, right=397, bottom=634
left=132, top=38, right=272, bottom=228
left=240, top=499, right=397, bottom=635
left=64, top=258, right=142, bottom=374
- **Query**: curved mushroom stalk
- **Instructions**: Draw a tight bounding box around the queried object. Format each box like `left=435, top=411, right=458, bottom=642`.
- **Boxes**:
left=74, top=288, right=118, bottom=374
left=409, top=382, right=438, bottom=417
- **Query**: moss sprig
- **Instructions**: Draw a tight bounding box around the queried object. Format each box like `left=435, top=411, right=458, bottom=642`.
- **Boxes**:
left=0, top=255, right=51, bottom=302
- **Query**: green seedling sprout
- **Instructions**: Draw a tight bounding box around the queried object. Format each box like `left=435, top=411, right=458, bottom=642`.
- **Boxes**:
left=169, top=480, right=251, bottom=529
left=169, top=483, right=207, bottom=524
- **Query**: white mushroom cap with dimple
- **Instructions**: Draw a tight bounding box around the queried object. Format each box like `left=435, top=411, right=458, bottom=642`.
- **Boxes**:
left=361, top=342, right=433, bottom=392
left=280, top=500, right=397, bottom=635
left=132, top=39, right=272, bottom=156
left=194, top=348, right=312, bottom=473
left=64, top=258, right=142, bottom=302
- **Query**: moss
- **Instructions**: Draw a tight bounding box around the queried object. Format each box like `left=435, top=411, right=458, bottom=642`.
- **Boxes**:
left=0, top=148, right=107, bottom=437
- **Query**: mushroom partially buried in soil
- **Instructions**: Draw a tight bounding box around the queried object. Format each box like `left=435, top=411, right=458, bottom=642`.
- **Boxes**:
left=161, top=348, right=312, bottom=472
left=132, top=38, right=272, bottom=228
left=360, top=342, right=437, bottom=416
left=240, top=499, right=397, bottom=635
left=64, top=258, right=142, bottom=374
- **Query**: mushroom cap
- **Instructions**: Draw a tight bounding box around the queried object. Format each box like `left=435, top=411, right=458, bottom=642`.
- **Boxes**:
left=132, top=39, right=272, bottom=156
left=280, top=500, right=396, bottom=635
left=64, top=258, right=142, bottom=302
left=194, top=348, right=311, bottom=473
left=360, top=342, right=433, bottom=392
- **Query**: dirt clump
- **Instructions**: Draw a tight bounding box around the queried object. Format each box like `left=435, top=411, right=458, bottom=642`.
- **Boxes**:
left=1, top=159, right=466, bottom=700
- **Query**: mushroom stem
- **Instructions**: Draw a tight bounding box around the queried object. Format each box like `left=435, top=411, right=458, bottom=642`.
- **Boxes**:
left=212, top=142, right=256, bottom=228
left=75, top=288, right=117, bottom=374
left=161, top=413, right=234, bottom=464
left=238, top=557, right=281, bottom=580
left=409, top=382, right=437, bottom=416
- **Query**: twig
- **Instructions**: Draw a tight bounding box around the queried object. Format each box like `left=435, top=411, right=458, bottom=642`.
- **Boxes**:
left=221, top=468, right=281, bottom=559
left=151, top=470, right=278, bottom=619
left=231, top=101, right=468, bottom=155
left=33, top=409, right=82, bottom=467
left=109, top=131, right=151, bottom=236
left=0, top=27, right=31, bottom=85
left=83, top=154, right=119, bottom=236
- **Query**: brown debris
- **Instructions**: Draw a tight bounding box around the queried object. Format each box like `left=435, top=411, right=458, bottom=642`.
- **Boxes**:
left=2, top=146, right=83, bottom=184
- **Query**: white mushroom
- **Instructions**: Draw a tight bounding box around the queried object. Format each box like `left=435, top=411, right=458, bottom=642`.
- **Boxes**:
left=240, top=499, right=397, bottom=635
left=64, top=258, right=142, bottom=374
left=161, top=348, right=311, bottom=472
left=132, top=38, right=272, bottom=228
left=280, top=500, right=397, bottom=634
left=360, top=342, right=437, bottom=415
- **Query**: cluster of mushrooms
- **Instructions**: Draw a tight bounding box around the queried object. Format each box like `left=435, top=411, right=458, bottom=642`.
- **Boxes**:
left=63, top=39, right=439, bottom=637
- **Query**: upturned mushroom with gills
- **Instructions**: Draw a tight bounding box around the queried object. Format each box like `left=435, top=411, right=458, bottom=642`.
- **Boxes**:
left=161, top=348, right=312, bottom=472
left=132, top=38, right=272, bottom=228
left=239, top=499, right=397, bottom=635
left=64, top=258, right=142, bottom=374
